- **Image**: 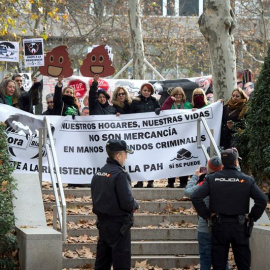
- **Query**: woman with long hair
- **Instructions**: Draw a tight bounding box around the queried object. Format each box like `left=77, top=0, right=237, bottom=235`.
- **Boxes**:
left=53, top=76, right=80, bottom=116
left=220, top=88, right=248, bottom=149
left=0, top=79, right=20, bottom=107
left=161, top=86, right=192, bottom=188
left=111, top=86, right=132, bottom=115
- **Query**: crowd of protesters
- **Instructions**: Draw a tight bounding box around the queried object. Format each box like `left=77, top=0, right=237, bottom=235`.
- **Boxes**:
left=0, top=72, right=252, bottom=188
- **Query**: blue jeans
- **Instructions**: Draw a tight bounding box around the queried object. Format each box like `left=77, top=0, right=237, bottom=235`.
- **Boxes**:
left=198, top=231, right=230, bottom=270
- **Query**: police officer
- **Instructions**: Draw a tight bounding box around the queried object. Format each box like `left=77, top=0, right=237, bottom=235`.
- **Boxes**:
left=191, top=148, right=267, bottom=270
left=91, top=139, right=139, bottom=270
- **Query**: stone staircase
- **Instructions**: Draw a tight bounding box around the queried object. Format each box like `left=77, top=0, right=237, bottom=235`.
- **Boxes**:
left=42, top=183, right=200, bottom=270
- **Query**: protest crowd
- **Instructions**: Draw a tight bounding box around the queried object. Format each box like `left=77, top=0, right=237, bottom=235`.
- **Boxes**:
left=0, top=44, right=268, bottom=270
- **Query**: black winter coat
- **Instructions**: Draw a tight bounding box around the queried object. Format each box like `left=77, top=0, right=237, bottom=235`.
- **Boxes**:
left=88, top=81, right=116, bottom=115
left=91, top=158, right=138, bottom=218
left=112, top=100, right=131, bottom=114
left=53, top=84, right=80, bottom=116
left=42, top=108, right=55, bottom=115
left=130, top=95, right=160, bottom=113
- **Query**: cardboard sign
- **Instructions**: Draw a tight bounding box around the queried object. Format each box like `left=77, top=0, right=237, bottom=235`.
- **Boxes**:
left=23, top=38, right=44, bottom=67
left=68, top=79, right=87, bottom=98
left=89, top=78, right=109, bottom=90
left=39, top=45, right=73, bottom=78
left=80, top=45, right=115, bottom=77
left=0, top=41, right=19, bottom=62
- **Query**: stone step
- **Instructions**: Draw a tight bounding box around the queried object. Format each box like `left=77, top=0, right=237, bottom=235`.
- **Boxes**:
left=67, top=214, right=198, bottom=226
left=42, top=187, right=186, bottom=200
left=63, top=240, right=198, bottom=255
left=62, top=255, right=200, bottom=269
left=67, top=227, right=197, bottom=240
left=44, top=200, right=193, bottom=213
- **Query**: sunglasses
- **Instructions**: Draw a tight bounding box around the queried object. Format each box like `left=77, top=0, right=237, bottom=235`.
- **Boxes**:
left=47, top=101, right=53, bottom=104
left=118, top=92, right=126, bottom=96
left=16, top=80, right=23, bottom=82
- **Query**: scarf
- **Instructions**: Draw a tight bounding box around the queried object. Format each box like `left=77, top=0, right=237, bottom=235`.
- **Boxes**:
left=5, top=95, right=13, bottom=106
left=62, top=95, right=77, bottom=107
left=172, top=102, right=184, bottom=109
left=226, top=98, right=248, bottom=120
left=193, top=95, right=206, bottom=109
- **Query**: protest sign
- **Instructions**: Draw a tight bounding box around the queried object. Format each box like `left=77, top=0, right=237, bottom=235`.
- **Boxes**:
left=0, top=102, right=222, bottom=183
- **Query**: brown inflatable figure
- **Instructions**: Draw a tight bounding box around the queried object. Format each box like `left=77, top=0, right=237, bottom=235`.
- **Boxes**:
left=39, top=45, right=73, bottom=78
left=80, top=45, right=115, bottom=77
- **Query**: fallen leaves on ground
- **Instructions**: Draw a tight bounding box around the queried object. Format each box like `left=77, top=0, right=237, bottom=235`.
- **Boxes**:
left=66, top=234, right=98, bottom=244
left=63, top=247, right=94, bottom=259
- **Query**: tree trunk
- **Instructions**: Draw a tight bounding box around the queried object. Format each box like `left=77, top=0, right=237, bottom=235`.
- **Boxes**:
left=128, top=0, right=145, bottom=79
left=198, top=0, right=237, bottom=100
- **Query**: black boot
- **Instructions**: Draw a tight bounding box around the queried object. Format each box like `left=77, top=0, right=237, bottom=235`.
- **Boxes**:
left=134, top=181, right=143, bottom=188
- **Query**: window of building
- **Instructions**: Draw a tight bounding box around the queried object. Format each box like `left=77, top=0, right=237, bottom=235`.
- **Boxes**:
left=179, top=0, right=199, bottom=16
left=143, top=0, right=204, bottom=17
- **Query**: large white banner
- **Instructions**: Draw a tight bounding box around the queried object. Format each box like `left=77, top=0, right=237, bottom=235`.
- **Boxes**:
left=0, top=102, right=222, bottom=183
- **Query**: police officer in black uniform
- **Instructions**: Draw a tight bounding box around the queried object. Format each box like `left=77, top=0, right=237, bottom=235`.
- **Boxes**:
left=191, top=148, right=267, bottom=270
left=91, top=139, right=139, bottom=270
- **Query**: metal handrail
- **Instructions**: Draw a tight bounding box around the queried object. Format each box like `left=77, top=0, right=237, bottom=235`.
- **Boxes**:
left=197, top=117, right=221, bottom=161
left=39, top=116, right=66, bottom=241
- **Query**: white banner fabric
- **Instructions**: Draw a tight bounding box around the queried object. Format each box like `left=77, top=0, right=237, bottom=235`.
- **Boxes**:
left=0, top=102, right=222, bottom=183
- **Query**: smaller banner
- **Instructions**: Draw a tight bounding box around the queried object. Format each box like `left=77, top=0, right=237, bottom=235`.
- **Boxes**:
left=0, top=41, right=19, bottom=62
left=23, top=38, right=44, bottom=67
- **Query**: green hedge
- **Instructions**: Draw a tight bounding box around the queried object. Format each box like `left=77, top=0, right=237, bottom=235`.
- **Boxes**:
left=237, top=46, right=270, bottom=182
left=0, top=122, right=19, bottom=269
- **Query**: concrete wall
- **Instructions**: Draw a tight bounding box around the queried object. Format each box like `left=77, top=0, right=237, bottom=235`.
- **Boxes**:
left=251, top=226, right=270, bottom=270
left=13, top=173, right=62, bottom=270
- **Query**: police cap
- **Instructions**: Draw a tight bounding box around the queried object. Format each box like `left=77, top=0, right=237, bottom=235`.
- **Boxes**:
left=221, top=147, right=239, bottom=166
left=106, top=139, right=134, bottom=154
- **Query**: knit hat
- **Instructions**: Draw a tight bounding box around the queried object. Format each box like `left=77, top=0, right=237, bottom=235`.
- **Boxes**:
left=207, top=156, right=223, bottom=173
left=140, top=83, right=154, bottom=95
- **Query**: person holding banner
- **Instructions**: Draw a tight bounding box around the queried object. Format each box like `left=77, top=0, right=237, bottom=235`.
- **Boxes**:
left=191, top=88, right=209, bottom=109
left=91, top=139, right=139, bottom=270
left=111, top=86, right=132, bottom=115
left=160, top=86, right=192, bottom=188
left=130, top=82, right=160, bottom=188
left=89, top=74, right=117, bottom=115
left=53, top=76, right=80, bottom=116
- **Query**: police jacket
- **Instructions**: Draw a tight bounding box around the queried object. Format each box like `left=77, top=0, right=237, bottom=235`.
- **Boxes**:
left=191, top=167, right=267, bottom=221
left=88, top=81, right=117, bottom=115
left=91, top=158, right=138, bottom=218
left=130, top=95, right=160, bottom=113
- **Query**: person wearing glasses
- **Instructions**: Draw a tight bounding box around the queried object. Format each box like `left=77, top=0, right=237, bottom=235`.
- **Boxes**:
left=11, top=74, right=41, bottom=113
left=130, top=82, right=160, bottom=188
left=88, top=74, right=116, bottom=115
left=220, top=88, right=248, bottom=150
left=42, top=93, right=54, bottom=115
left=160, top=86, right=192, bottom=188
left=111, top=86, right=132, bottom=115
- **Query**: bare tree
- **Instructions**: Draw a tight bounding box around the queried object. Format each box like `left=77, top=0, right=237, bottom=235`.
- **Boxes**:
left=199, top=0, right=237, bottom=100
left=128, top=0, right=145, bottom=79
